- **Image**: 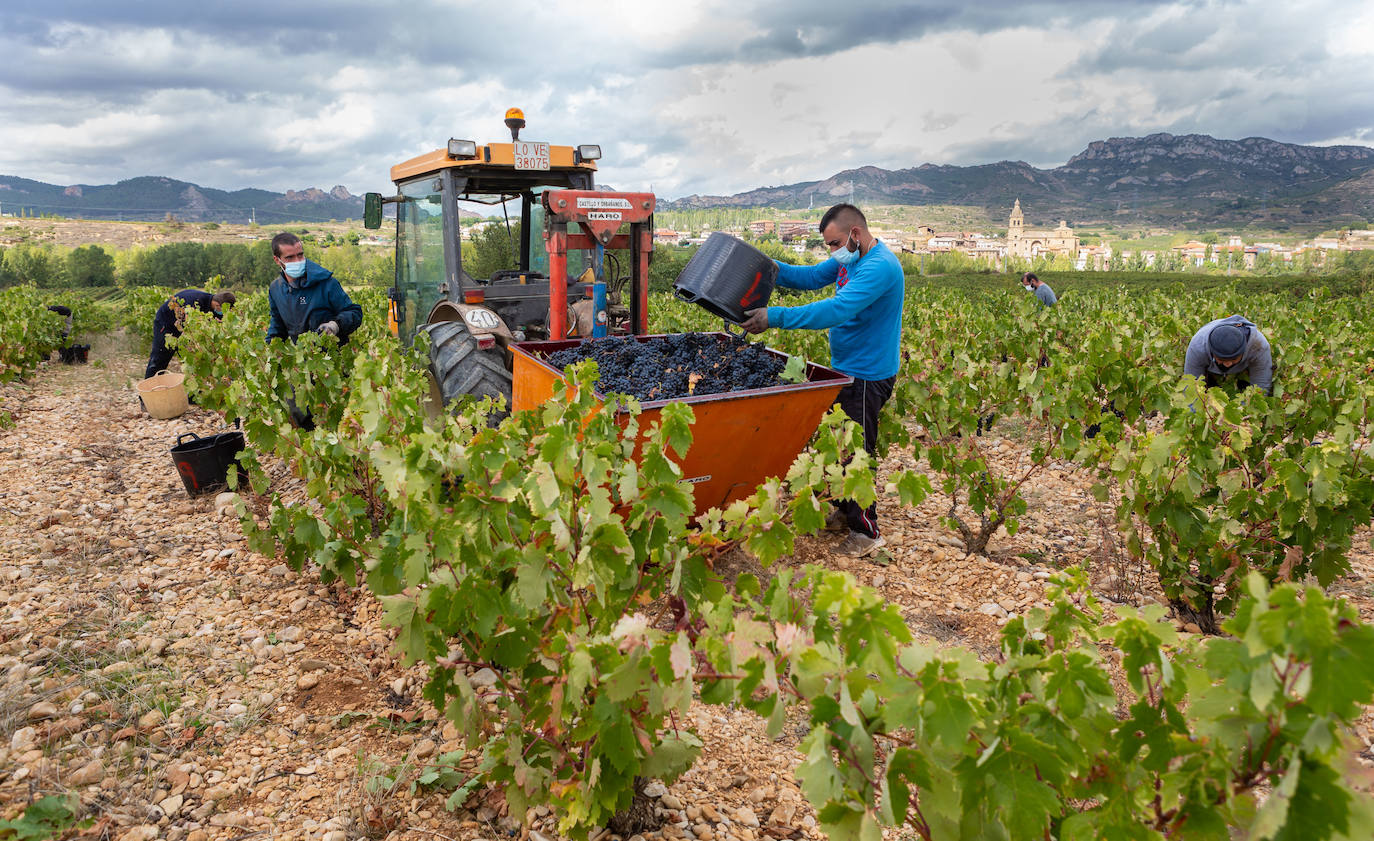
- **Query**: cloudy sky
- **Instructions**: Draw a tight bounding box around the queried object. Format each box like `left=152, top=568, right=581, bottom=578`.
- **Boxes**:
left=1, top=0, right=1371, bottom=200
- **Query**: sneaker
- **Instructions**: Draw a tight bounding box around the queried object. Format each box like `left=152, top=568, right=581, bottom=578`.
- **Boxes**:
left=836, top=530, right=886, bottom=557
left=824, top=507, right=848, bottom=533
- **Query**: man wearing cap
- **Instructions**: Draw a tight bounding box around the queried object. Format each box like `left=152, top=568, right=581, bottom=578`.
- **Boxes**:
left=1183, top=315, right=1273, bottom=395
left=739, top=203, right=904, bottom=558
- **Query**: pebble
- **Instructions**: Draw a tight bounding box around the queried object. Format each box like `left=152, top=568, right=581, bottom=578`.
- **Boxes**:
left=27, top=701, right=57, bottom=720
left=67, top=759, right=105, bottom=785
left=469, top=667, right=500, bottom=687
left=204, top=783, right=237, bottom=801
left=734, top=806, right=760, bottom=827
left=10, top=727, right=36, bottom=751
left=296, top=674, right=320, bottom=691
left=138, top=709, right=165, bottom=729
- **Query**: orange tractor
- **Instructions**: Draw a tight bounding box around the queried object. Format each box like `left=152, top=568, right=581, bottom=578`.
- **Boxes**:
left=364, top=108, right=656, bottom=408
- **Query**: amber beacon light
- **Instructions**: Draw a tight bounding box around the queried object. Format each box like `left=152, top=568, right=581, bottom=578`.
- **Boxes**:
left=504, top=107, right=526, bottom=141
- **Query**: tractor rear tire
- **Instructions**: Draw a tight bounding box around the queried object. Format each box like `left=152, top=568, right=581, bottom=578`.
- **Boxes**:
left=423, top=320, right=512, bottom=421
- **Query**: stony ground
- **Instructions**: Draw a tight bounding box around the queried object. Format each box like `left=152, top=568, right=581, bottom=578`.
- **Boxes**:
left=2, top=338, right=1372, bottom=841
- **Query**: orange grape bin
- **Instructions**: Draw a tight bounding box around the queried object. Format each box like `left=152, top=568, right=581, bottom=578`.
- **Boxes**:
left=510, top=333, right=852, bottom=515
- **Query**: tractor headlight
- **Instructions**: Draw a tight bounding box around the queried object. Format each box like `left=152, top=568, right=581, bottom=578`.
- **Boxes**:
left=447, top=139, right=478, bottom=159
left=576, top=145, right=602, bottom=162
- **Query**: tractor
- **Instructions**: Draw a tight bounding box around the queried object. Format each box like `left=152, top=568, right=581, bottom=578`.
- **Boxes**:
left=363, top=108, right=656, bottom=410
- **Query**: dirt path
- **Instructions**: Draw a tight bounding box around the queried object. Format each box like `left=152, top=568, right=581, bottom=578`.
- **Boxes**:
left=1, top=340, right=1371, bottom=841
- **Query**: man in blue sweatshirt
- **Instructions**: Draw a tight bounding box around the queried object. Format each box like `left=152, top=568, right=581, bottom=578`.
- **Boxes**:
left=1183, top=315, right=1273, bottom=395
left=740, top=204, right=904, bottom=557
left=266, top=233, right=363, bottom=344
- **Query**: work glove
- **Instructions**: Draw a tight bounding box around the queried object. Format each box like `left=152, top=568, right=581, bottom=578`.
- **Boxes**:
left=317, top=321, right=340, bottom=337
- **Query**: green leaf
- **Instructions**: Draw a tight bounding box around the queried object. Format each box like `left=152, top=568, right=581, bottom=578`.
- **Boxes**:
left=0, top=795, right=83, bottom=841
left=639, top=731, right=702, bottom=780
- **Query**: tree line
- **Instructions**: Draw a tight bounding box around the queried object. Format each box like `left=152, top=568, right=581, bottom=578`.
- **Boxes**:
left=0, top=238, right=394, bottom=290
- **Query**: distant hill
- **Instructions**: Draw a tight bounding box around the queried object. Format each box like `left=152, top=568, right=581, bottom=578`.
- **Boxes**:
left=665, top=133, right=1374, bottom=230
left=4, top=133, right=1372, bottom=230
left=0, top=175, right=363, bottom=224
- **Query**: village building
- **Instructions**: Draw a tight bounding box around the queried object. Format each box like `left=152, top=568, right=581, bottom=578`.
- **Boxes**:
left=778, top=220, right=810, bottom=242
left=1006, top=199, right=1079, bottom=259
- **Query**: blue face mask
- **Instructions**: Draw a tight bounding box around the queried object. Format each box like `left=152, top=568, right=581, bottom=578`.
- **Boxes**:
left=283, top=260, right=307, bottom=279
left=831, top=233, right=860, bottom=266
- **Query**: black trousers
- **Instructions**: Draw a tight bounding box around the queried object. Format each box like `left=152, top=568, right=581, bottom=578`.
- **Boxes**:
left=145, top=313, right=179, bottom=379
left=834, top=375, right=895, bottom=538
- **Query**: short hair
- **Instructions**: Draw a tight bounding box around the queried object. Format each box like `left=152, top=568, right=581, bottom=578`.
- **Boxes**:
left=819, top=203, right=867, bottom=234
left=271, top=232, right=303, bottom=257
left=212, top=291, right=237, bottom=305
left=1022, top=272, right=1039, bottom=284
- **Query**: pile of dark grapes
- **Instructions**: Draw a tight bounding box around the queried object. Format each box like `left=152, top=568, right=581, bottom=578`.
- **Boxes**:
left=544, top=333, right=787, bottom=401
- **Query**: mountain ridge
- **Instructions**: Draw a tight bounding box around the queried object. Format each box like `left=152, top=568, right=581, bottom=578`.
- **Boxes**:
left=2, top=133, right=1371, bottom=229
left=665, top=133, right=1374, bottom=229
left=0, top=175, right=363, bottom=224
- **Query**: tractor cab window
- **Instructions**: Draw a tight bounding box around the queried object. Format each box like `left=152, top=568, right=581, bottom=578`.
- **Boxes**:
left=395, top=178, right=446, bottom=338
left=529, top=187, right=589, bottom=281
left=458, top=193, right=521, bottom=282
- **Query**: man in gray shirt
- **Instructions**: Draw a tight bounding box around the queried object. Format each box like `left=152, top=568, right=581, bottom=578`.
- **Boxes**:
left=1022, top=272, right=1056, bottom=306
left=1183, top=315, right=1273, bottom=395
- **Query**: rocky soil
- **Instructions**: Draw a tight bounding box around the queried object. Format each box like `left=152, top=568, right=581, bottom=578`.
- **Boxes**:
left=2, top=338, right=1372, bottom=841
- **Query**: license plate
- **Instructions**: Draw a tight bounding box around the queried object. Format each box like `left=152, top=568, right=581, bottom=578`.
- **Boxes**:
left=513, top=141, right=550, bottom=170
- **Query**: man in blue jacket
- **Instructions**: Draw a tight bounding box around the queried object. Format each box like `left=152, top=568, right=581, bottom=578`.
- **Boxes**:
left=266, top=233, right=362, bottom=344
left=266, top=233, right=363, bottom=429
left=740, top=204, right=904, bottom=557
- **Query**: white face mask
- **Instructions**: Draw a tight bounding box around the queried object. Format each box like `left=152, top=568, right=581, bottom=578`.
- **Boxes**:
left=831, top=233, right=860, bottom=266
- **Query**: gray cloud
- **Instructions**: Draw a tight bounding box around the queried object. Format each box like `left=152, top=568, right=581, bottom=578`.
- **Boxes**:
left=0, top=1, right=1369, bottom=199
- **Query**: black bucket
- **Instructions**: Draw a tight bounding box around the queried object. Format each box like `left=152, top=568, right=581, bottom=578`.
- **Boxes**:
left=170, top=431, right=246, bottom=497
left=56, top=344, right=91, bottom=365
left=673, top=232, right=778, bottom=323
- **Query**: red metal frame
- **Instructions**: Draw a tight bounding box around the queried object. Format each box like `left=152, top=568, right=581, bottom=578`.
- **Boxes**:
left=541, top=190, right=655, bottom=339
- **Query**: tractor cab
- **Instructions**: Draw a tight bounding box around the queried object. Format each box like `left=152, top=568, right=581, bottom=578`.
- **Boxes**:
left=365, top=109, right=655, bottom=410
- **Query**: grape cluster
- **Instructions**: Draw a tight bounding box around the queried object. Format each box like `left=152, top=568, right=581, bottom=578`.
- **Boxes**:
left=546, top=333, right=787, bottom=401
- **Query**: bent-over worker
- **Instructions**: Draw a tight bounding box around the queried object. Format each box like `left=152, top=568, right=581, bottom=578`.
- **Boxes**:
left=145, top=289, right=236, bottom=379
left=1183, top=315, right=1274, bottom=396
